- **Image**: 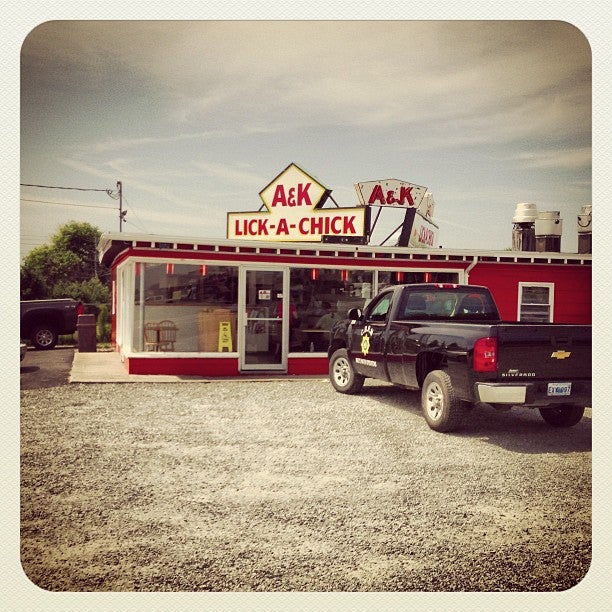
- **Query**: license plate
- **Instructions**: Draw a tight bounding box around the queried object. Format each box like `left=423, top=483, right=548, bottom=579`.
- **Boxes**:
left=547, top=382, right=572, bottom=397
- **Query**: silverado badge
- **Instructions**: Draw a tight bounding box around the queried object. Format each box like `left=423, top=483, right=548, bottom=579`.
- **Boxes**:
left=551, top=350, right=571, bottom=359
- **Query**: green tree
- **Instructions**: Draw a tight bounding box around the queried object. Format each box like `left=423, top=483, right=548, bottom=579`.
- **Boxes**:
left=20, top=221, right=110, bottom=301
left=53, top=277, right=110, bottom=304
left=50, top=221, right=101, bottom=281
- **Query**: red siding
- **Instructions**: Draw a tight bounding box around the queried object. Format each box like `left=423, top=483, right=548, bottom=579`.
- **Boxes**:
left=470, top=263, right=591, bottom=323
left=126, top=356, right=330, bottom=377
left=127, top=357, right=240, bottom=377
left=287, top=357, right=328, bottom=375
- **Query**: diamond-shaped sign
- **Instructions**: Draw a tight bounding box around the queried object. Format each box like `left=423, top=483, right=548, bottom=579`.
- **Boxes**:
left=259, top=163, right=330, bottom=211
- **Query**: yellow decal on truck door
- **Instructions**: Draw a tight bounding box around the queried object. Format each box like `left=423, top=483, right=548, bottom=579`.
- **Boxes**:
left=360, top=325, right=373, bottom=356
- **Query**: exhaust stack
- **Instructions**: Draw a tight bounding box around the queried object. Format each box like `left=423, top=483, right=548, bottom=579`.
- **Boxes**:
left=535, top=211, right=562, bottom=253
left=577, top=204, right=592, bottom=254
left=512, top=203, right=537, bottom=251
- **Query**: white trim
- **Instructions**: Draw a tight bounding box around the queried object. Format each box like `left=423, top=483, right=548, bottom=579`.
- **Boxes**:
left=98, top=231, right=592, bottom=265
left=122, top=351, right=238, bottom=358
left=239, top=265, right=289, bottom=372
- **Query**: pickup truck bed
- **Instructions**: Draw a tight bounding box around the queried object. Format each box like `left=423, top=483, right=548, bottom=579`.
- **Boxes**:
left=328, top=284, right=591, bottom=432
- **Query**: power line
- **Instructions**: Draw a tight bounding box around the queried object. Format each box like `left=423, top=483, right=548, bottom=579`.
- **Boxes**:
left=21, top=198, right=117, bottom=210
left=21, top=180, right=126, bottom=231
left=20, top=183, right=112, bottom=193
left=120, top=194, right=149, bottom=233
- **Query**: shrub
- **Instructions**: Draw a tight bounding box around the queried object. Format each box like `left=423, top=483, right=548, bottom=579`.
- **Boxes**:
left=96, top=304, right=111, bottom=343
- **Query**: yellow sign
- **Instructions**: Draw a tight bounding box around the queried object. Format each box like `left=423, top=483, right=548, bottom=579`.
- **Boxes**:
left=361, top=333, right=371, bottom=356
left=227, top=163, right=366, bottom=242
left=218, top=321, right=233, bottom=352
left=551, top=350, right=571, bottom=359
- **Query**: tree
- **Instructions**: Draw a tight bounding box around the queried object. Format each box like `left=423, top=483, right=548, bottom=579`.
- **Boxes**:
left=20, top=221, right=110, bottom=303
left=50, top=221, right=101, bottom=281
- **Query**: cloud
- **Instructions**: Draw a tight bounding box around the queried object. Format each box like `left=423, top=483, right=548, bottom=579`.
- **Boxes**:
left=60, top=157, right=190, bottom=208
left=147, top=21, right=590, bottom=132
left=510, top=147, right=592, bottom=169
left=22, top=21, right=590, bottom=144
left=89, top=131, right=225, bottom=153
left=190, top=161, right=265, bottom=187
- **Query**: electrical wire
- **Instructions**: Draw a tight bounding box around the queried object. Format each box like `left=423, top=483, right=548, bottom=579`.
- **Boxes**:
left=120, top=195, right=149, bottom=233
left=21, top=198, right=117, bottom=210
left=20, top=182, right=120, bottom=201
left=20, top=183, right=111, bottom=193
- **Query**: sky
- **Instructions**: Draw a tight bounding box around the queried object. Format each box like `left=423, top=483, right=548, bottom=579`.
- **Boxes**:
left=19, top=19, right=593, bottom=259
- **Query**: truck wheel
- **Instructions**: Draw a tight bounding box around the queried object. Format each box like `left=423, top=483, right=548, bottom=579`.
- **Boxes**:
left=539, top=405, right=585, bottom=428
left=421, top=370, right=466, bottom=432
left=329, top=348, right=365, bottom=394
left=31, top=325, right=58, bottom=350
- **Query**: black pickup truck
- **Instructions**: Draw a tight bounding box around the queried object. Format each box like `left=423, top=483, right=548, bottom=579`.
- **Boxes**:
left=328, top=284, right=591, bottom=432
left=20, top=299, right=82, bottom=350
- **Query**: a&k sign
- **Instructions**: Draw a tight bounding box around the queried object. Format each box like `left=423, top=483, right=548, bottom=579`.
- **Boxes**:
left=354, top=178, right=428, bottom=209
left=227, top=163, right=366, bottom=242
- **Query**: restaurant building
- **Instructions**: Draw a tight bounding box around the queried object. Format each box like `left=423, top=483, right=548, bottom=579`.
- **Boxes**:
left=97, top=164, right=592, bottom=377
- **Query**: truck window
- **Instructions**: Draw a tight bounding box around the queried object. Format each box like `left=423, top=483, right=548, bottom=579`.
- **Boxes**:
left=397, top=289, right=498, bottom=321
left=366, top=292, right=393, bottom=322
left=403, top=294, right=428, bottom=317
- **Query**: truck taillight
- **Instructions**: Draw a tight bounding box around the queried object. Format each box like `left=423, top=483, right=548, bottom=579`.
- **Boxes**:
left=473, top=337, right=497, bottom=372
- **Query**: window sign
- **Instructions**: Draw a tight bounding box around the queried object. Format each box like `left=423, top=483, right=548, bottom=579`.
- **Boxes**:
left=258, top=289, right=271, bottom=301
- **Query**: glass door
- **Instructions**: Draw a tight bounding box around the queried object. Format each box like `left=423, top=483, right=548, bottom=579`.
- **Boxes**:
left=240, top=268, right=288, bottom=371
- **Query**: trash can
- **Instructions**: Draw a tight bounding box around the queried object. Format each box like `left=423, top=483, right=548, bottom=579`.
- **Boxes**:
left=77, top=314, right=97, bottom=352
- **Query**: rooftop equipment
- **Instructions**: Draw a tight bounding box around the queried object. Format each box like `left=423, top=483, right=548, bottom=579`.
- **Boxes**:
left=535, top=211, right=562, bottom=253
left=577, top=204, right=592, bottom=254
left=512, top=202, right=537, bottom=251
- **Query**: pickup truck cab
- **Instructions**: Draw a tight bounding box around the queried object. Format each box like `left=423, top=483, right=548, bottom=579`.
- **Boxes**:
left=20, top=299, right=82, bottom=350
left=328, top=284, right=591, bottom=432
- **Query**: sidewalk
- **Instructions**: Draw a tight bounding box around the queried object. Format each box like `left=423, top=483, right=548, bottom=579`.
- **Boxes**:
left=69, top=350, right=190, bottom=383
left=69, top=350, right=326, bottom=383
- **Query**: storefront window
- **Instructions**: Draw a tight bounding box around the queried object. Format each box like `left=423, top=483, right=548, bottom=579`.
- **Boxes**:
left=289, top=268, right=374, bottom=352
left=133, top=262, right=238, bottom=352
left=377, top=270, right=459, bottom=292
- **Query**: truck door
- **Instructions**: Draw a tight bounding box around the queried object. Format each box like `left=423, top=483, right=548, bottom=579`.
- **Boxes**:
left=386, top=290, right=429, bottom=387
left=350, top=289, right=394, bottom=380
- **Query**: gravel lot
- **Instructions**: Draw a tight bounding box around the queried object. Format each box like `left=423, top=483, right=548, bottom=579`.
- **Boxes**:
left=20, top=378, right=591, bottom=592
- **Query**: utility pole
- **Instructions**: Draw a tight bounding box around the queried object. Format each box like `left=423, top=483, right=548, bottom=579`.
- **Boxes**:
left=117, top=181, right=125, bottom=232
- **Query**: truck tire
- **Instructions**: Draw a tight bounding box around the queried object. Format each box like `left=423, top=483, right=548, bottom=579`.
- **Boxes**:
left=329, top=348, right=365, bottom=394
left=31, top=325, right=58, bottom=350
left=539, top=405, right=585, bottom=428
left=421, top=370, right=467, bottom=432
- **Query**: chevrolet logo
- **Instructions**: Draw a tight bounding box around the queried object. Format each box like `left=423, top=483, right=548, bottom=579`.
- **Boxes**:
left=551, top=350, right=571, bottom=359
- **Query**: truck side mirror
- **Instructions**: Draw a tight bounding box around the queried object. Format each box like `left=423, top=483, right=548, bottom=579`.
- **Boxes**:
left=348, top=308, right=363, bottom=321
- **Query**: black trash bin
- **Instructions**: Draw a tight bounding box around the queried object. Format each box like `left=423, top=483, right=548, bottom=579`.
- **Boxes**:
left=77, top=314, right=97, bottom=352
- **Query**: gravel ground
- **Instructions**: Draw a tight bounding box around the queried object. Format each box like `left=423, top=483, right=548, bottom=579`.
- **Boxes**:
left=20, top=378, right=591, bottom=592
